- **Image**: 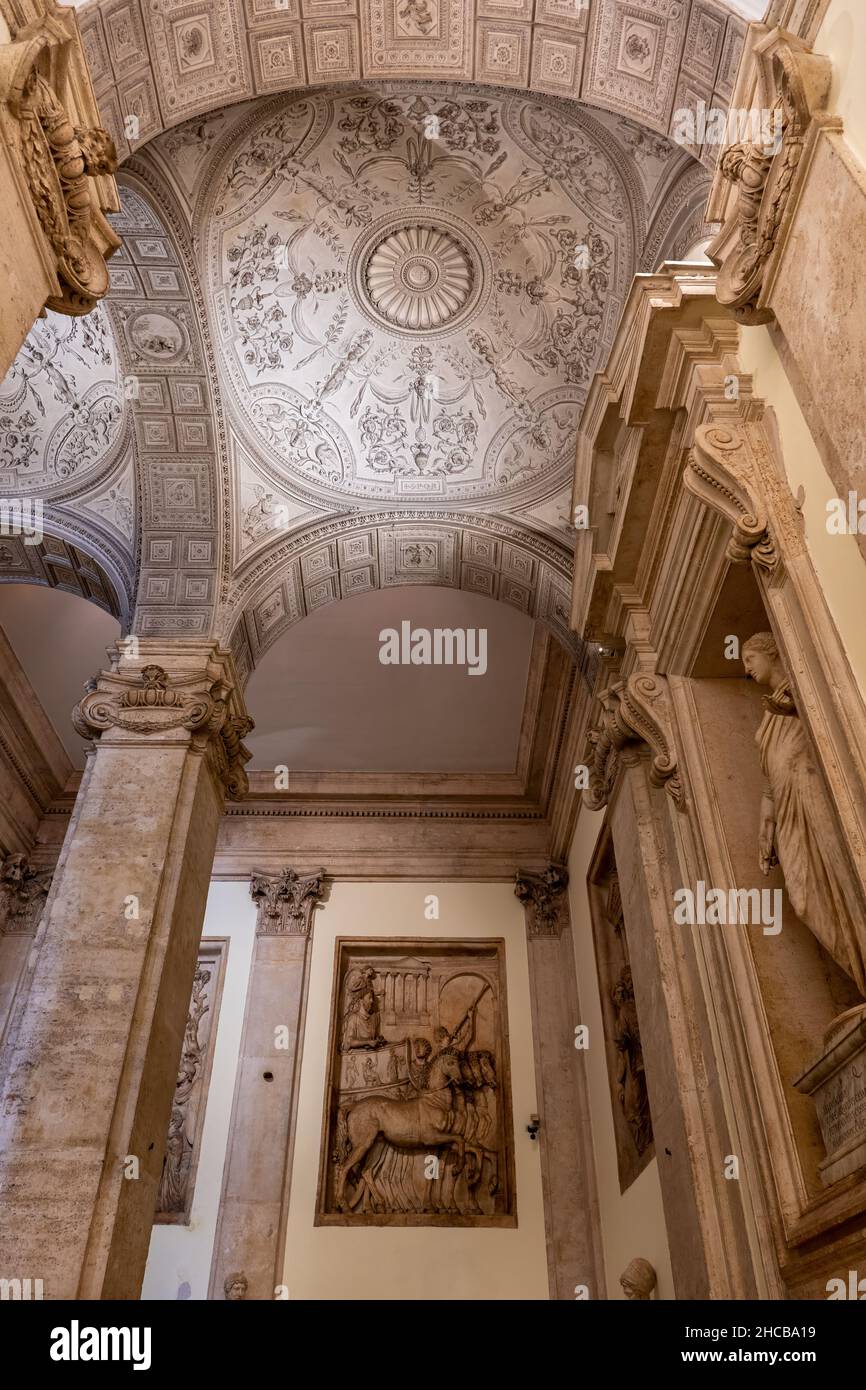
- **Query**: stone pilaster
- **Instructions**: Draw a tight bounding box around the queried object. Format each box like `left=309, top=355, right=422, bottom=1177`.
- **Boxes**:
left=208, top=867, right=326, bottom=1301
left=515, top=864, right=605, bottom=1300
left=0, top=640, right=251, bottom=1299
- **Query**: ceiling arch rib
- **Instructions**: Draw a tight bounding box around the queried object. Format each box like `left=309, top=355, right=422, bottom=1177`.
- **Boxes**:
left=77, top=0, right=754, bottom=171
left=223, top=511, right=581, bottom=685
left=103, top=171, right=231, bottom=637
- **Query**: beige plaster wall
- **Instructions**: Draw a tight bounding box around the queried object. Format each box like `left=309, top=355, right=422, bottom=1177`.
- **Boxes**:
left=817, top=0, right=866, bottom=168
left=142, top=882, right=256, bottom=1301
left=737, top=325, right=866, bottom=694
left=567, top=806, right=674, bottom=1301
left=283, top=880, right=549, bottom=1300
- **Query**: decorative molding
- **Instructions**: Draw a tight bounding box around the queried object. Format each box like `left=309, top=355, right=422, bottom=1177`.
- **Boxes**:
left=584, top=673, right=684, bottom=810
left=0, top=15, right=120, bottom=316
left=514, top=862, right=570, bottom=938
left=685, top=419, right=808, bottom=575
left=250, top=865, right=326, bottom=934
left=0, top=853, right=52, bottom=936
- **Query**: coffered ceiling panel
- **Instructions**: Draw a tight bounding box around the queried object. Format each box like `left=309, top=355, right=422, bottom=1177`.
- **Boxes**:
left=79, top=0, right=758, bottom=165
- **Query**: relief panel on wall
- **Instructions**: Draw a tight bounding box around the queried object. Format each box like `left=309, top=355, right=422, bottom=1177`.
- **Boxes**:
left=317, top=938, right=515, bottom=1226
left=155, top=939, right=228, bottom=1224
left=588, top=831, right=654, bottom=1191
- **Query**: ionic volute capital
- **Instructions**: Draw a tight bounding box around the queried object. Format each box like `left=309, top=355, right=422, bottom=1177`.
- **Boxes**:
left=71, top=645, right=254, bottom=798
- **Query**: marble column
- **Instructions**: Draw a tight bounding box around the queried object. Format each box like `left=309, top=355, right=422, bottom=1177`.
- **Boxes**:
left=208, top=867, right=325, bottom=1300
left=0, top=641, right=251, bottom=1299
left=515, top=865, right=605, bottom=1300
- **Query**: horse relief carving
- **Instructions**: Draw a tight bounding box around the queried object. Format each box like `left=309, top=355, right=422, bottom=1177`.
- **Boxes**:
left=317, top=940, right=515, bottom=1226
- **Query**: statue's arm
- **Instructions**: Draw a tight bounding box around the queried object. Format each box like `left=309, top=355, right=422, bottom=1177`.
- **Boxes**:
left=759, top=784, right=778, bottom=874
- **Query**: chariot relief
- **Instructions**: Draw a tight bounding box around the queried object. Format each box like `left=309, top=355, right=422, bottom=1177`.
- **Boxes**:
left=317, top=939, right=515, bottom=1226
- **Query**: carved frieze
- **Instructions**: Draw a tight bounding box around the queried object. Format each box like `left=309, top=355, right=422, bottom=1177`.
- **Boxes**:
left=588, top=835, right=654, bottom=1191
left=514, top=863, right=570, bottom=938
left=714, top=32, right=835, bottom=324
left=584, top=672, right=684, bottom=811
left=0, top=853, right=52, bottom=936
left=0, top=12, right=120, bottom=317
left=317, top=938, right=515, bottom=1225
left=250, top=866, right=326, bottom=935
left=156, top=941, right=226, bottom=1223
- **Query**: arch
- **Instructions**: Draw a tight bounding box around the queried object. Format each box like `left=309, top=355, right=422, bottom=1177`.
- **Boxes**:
left=223, top=509, right=581, bottom=684
left=0, top=522, right=129, bottom=627
left=77, top=1, right=752, bottom=169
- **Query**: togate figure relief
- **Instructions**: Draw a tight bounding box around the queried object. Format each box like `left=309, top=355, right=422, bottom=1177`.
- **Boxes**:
left=317, top=940, right=515, bottom=1226
left=742, top=632, right=866, bottom=997
left=611, top=965, right=652, bottom=1158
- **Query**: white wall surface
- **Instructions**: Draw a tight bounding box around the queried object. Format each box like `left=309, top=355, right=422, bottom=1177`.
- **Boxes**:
left=282, top=880, right=549, bottom=1300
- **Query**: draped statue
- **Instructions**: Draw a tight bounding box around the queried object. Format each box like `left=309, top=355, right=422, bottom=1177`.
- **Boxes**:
left=742, top=632, right=866, bottom=997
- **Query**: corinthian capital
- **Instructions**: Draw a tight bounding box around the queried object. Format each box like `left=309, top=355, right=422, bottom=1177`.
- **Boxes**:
left=515, top=864, right=570, bottom=939
left=250, top=867, right=327, bottom=936
left=0, top=852, right=52, bottom=936
left=71, top=644, right=254, bottom=798
left=584, top=673, right=683, bottom=812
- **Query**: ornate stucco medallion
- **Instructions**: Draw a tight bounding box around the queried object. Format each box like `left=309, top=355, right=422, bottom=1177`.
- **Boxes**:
left=350, top=209, right=489, bottom=339
left=365, top=224, right=473, bottom=330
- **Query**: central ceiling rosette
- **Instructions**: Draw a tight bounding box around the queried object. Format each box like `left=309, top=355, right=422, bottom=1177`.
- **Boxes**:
left=203, top=86, right=658, bottom=513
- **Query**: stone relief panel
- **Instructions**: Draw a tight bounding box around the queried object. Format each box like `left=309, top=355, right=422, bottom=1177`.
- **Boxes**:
left=0, top=308, right=125, bottom=495
left=588, top=830, right=654, bottom=1191
left=201, top=84, right=641, bottom=513
left=317, top=937, right=515, bottom=1225
left=155, top=939, right=227, bottom=1223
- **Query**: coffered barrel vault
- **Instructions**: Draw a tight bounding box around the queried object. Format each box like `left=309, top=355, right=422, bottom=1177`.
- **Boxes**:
left=77, top=0, right=751, bottom=168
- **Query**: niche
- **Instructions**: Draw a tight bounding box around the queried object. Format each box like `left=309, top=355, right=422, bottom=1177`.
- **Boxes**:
left=687, top=565, right=862, bottom=1196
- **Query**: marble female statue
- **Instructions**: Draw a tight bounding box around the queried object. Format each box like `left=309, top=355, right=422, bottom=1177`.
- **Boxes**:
left=742, top=632, right=866, bottom=997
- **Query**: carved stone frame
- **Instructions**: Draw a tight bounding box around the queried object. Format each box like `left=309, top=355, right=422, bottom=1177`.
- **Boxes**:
left=315, top=936, right=517, bottom=1228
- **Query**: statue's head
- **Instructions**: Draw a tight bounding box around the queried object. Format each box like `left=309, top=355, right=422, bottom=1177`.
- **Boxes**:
left=224, top=1272, right=248, bottom=1301
left=742, top=631, right=780, bottom=687
left=619, top=1257, right=657, bottom=1300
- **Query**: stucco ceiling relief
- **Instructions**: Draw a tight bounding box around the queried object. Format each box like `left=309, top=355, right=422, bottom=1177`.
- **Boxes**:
left=203, top=87, right=640, bottom=513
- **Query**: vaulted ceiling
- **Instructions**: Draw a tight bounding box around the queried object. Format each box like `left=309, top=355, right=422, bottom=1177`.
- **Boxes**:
left=1, top=0, right=763, bottom=707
